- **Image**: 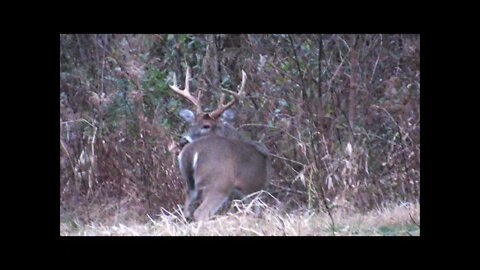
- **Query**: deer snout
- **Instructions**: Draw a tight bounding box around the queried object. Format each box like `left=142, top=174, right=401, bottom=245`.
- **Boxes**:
left=179, top=137, right=190, bottom=148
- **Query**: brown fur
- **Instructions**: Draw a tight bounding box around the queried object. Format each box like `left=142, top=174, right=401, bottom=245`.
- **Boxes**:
left=179, top=134, right=269, bottom=221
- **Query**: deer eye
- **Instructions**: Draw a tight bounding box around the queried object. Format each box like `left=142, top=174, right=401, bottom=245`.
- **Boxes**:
left=202, top=125, right=211, bottom=129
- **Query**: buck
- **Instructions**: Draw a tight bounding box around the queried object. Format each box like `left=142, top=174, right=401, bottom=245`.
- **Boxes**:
left=169, top=66, right=271, bottom=221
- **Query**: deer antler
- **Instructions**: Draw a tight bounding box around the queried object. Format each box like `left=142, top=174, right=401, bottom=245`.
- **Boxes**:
left=209, top=70, right=247, bottom=119
left=169, top=66, right=203, bottom=114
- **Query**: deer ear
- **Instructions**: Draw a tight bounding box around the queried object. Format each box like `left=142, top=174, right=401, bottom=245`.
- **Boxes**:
left=221, top=109, right=236, bottom=123
left=179, top=109, right=195, bottom=123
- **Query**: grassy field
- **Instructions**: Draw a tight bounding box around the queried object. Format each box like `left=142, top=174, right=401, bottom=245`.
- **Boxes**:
left=60, top=199, right=419, bottom=236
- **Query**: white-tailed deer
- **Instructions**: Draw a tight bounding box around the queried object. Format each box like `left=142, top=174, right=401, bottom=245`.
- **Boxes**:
left=170, top=66, right=271, bottom=221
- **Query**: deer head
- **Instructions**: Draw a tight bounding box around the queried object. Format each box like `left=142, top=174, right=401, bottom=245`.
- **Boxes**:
left=170, top=66, right=247, bottom=147
left=169, top=66, right=270, bottom=221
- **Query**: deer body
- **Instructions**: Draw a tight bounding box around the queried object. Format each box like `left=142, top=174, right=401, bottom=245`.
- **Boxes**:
left=179, top=134, right=268, bottom=220
left=169, top=66, right=271, bottom=221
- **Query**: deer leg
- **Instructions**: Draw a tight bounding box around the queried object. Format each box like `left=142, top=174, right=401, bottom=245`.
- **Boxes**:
left=184, top=188, right=202, bottom=220
left=230, top=187, right=246, bottom=200
left=193, top=189, right=230, bottom=221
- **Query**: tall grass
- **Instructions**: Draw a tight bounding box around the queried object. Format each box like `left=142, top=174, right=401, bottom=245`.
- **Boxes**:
left=61, top=195, right=419, bottom=236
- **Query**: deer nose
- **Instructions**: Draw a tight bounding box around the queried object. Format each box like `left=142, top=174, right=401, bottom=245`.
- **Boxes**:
left=179, top=137, right=189, bottom=147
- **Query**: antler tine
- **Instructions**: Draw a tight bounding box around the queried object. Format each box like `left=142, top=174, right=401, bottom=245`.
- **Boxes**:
left=220, top=70, right=247, bottom=99
left=169, top=66, right=203, bottom=113
left=209, top=70, right=247, bottom=119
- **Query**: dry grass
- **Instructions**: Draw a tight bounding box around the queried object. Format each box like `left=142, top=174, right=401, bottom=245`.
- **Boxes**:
left=60, top=196, right=419, bottom=236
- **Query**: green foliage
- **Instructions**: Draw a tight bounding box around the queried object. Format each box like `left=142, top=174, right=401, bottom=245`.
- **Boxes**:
left=142, top=66, right=169, bottom=116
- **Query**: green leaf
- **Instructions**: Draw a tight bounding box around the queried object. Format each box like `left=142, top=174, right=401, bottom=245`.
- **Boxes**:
left=178, top=34, right=186, bottom=44
left=161, top=118, right=170, bottom=128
